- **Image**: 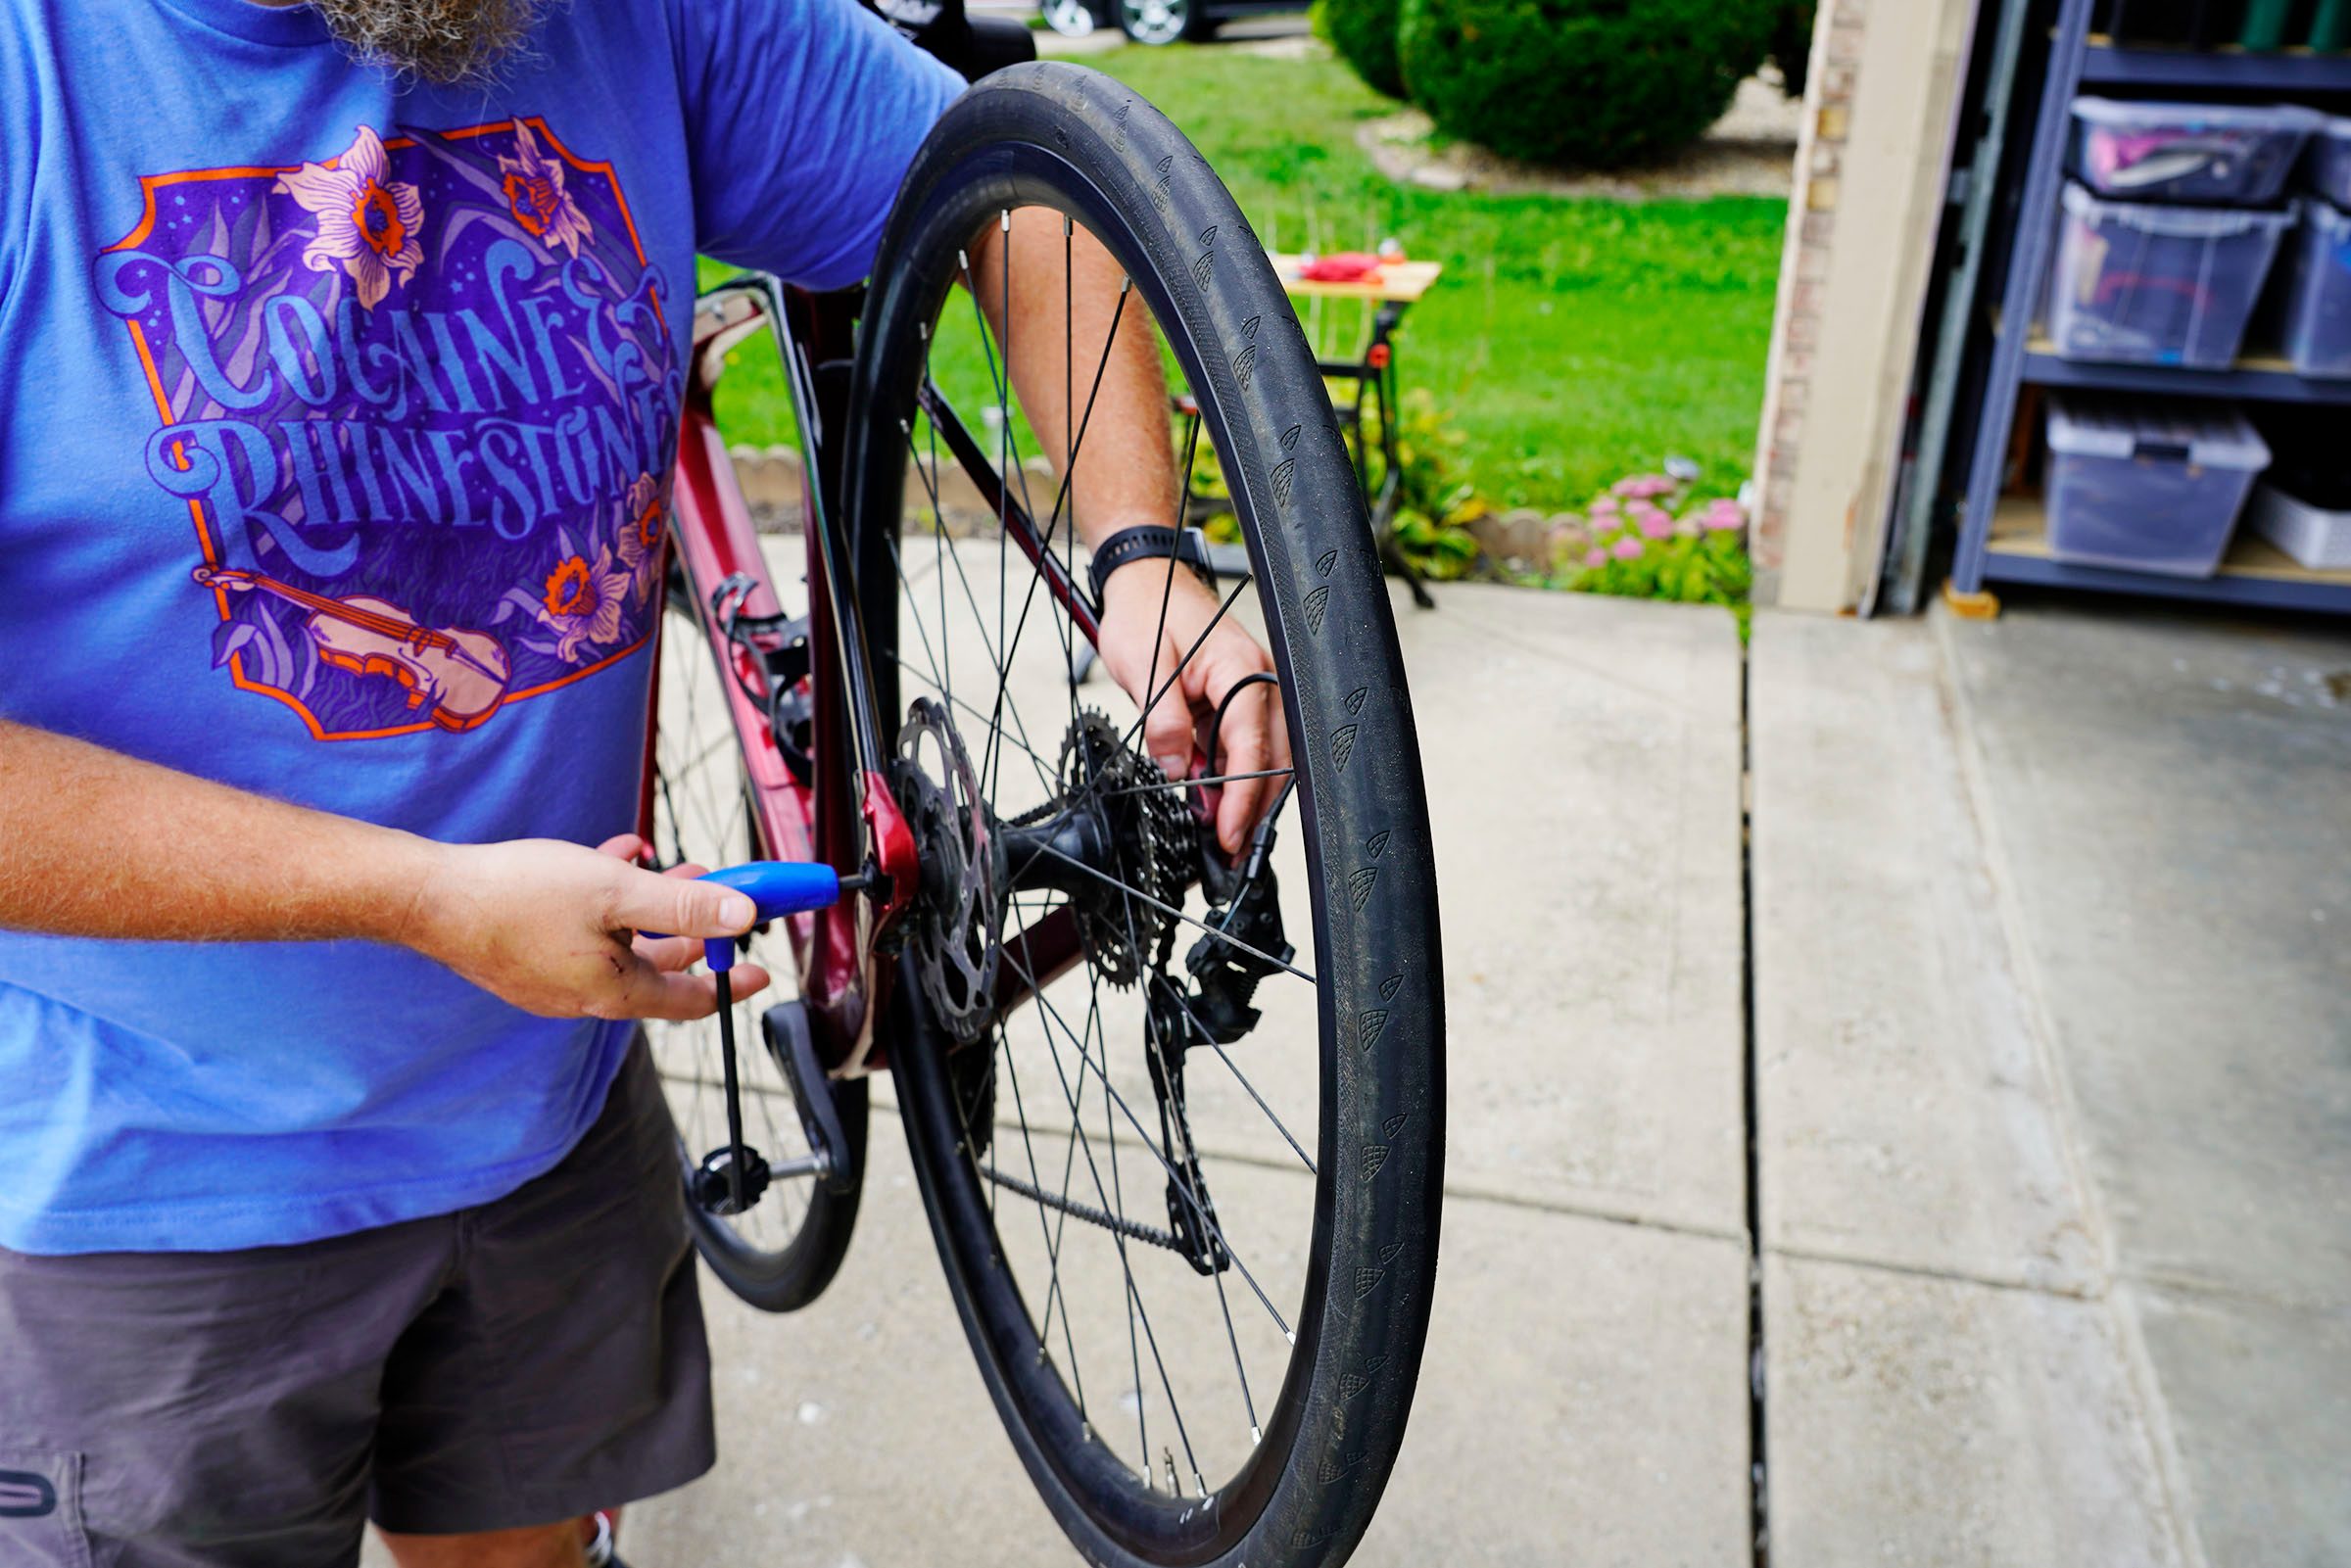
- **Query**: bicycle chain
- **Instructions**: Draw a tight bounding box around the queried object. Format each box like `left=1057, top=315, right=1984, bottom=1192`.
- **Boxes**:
left=978, top=1162, right=1184, bottom=1254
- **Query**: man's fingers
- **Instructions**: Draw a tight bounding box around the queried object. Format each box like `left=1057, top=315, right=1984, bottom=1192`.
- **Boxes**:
left=605, top=864, right=756, bottom=939
left=633, top=932, right=705, bottom=973
left=1140, top=633, right=1197, bottom=780
left=596, top=832, right=648, bottom=863
left=1211, top=680, right=1275, bottom=855
left=602, top=956, right=772, bottom=1022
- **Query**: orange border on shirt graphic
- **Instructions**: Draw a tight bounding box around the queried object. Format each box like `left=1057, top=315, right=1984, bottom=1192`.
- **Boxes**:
left=103, top=118, right=661, bottom=742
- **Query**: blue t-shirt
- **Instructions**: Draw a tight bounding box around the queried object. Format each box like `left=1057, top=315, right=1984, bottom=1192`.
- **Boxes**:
left=0, top=0, right=961, bottom=1253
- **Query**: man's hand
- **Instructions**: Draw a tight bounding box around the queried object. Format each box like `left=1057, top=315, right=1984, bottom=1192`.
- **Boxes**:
left=971, top=211, right=1290, bottom=859
left=1095, top=563, right=1291, bottom=858
left=0, top=719, right=770, bottom=1025
left=401, top=832, right=770, bottom=1022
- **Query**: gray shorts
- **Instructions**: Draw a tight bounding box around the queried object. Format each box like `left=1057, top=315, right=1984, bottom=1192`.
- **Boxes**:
left=0, top=1041, right=714, bottom=1567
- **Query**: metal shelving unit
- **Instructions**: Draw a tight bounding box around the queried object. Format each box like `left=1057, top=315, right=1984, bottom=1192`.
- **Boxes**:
left=1949, top=7, right=2351, bottom=614
left=2082, top=39, right=2351, bottom=88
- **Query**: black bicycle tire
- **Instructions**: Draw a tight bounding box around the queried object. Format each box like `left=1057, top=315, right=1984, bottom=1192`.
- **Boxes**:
left=657, top=567, right=870, bottom=1315
left=844, top=63, right=1443, bottom=1568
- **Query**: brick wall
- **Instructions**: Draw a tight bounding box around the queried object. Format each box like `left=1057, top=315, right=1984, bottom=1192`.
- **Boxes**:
left=1752, top=0, right=1864, bottom=587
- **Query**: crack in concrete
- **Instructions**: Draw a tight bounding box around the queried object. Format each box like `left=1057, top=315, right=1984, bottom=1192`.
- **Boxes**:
left=1741, top=637, right=1770, bottom=1568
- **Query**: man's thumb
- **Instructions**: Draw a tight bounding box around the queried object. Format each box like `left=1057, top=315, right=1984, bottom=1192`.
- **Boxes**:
left=610, top=866, right=757, bottom=937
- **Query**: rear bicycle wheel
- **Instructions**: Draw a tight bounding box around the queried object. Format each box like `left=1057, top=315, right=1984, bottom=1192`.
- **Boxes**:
left=846, top=64, right=1442, bottom=1568
left=646, top=562, right=867, bottom=1312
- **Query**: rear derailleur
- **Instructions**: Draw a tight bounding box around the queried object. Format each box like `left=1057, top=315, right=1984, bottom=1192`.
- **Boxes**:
left=893, top=701, right=1295, bottom=1275
left=1144, top=793, right=1295, bottom=1274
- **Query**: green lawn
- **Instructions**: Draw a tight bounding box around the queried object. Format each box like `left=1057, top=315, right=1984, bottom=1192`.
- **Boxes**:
left=700, top=44, right=1785, bottom=512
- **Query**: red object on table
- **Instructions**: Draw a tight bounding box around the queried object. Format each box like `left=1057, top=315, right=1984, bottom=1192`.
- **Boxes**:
left=1297, top=251, right=1386, bottom=283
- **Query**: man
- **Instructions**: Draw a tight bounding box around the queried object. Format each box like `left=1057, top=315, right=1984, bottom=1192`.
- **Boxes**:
left=0, top=0, right=1283, bottom=1563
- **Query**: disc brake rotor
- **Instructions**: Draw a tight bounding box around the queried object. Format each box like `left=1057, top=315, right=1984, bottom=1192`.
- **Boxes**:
left=893, top=697, right=1001, bottom=1045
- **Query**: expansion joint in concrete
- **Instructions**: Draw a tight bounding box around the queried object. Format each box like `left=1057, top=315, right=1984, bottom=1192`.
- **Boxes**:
left=1740, top=640, right=1770, bottom=1568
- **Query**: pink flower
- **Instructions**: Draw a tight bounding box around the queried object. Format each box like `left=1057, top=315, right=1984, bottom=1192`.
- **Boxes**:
left=1637, top=512, right=1673, bottom=541
left=275, top=125, right=424, bottom=310
left=613, top=471, right=666, bottom=604
left=1548, top=519, right=1590, bottom=559
left=498, top=119, right=594, bottom=259
left=1590, top=495, right=1619, bottom=515
left=1583, top=546, right=1607, bottom=569
left=538, top=546, right=628, bottom=663
left=1612, top=474, right=1677, bottom=499
left=1704, top=504, right=1746, bottom=533
left=1610, top=536, right=1646, bottom=561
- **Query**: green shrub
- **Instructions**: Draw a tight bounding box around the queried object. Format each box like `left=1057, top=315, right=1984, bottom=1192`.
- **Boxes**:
left=1397, top=0, right=1779, bottom=168
left=1770, top=0, right=1817, bottom=96
left=1315, top=0, right=1408, bottom=99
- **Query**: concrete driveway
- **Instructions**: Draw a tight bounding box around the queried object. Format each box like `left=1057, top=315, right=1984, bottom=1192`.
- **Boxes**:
left=364, top=572, right=2347, bottom=1566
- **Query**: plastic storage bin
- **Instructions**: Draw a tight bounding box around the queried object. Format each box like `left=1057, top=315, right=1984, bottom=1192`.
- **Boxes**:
left=2044, top=397, right=2269, bottom=576
left=2069, top=98, right=2318, bottom=204
left=2246, top=480, right=2351, bottom=566
left=2268, top=198, right=2351, bottom=376
left=2302, top=116, right=2351, bottom=207
left=2247, top=405, right=2351, bottom=564
left=2047, top=183, right=2294, bottom=365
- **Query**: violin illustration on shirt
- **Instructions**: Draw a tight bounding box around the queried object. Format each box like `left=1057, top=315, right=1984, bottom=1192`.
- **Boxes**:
left=192, top=566, right=512, bottom=731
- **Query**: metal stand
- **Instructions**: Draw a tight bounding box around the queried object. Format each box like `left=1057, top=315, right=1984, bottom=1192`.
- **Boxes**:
left=1319, top=302, right=1436, bottom=609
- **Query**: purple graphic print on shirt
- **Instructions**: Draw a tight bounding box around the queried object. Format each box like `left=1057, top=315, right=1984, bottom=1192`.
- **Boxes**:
left=92, top=119, right=677, bottom=739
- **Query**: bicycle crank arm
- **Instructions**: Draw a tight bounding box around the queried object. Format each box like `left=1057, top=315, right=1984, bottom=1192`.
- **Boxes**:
left=763, top=999, right=858, bottom=1197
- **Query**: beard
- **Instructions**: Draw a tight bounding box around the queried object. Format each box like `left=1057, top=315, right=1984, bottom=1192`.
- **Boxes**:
left=307, top=0, right=554, bottom=87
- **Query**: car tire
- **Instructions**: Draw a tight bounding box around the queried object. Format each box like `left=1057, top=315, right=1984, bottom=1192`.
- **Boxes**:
left=1116, top=0, right=1212, bottom=44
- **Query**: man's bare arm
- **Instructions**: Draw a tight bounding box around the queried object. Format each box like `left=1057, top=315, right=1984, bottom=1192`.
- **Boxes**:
left=0, top=719, right=765, bottom=1021
left=972, top=211, right=1291, bottom=855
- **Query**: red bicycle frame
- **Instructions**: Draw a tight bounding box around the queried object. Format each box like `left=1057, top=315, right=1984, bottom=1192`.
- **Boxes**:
left=652, top=277, right=916, bottom=1076
left=652, top=275, right=1089, bottom=1076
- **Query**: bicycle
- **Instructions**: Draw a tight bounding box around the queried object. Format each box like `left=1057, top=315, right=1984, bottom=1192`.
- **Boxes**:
left=642, top=18, right=1443, bottom=1566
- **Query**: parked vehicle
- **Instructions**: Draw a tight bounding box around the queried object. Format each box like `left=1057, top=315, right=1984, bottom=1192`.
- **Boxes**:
left=1037, top=0, right=1303, bottom=45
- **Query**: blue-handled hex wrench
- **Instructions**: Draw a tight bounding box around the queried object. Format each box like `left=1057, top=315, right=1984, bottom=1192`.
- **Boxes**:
left=653, top=861, right=873, bottom=1216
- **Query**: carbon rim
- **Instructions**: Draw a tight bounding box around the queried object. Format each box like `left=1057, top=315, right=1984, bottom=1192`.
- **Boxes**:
left=853, top=145, right=1340, bottom=1564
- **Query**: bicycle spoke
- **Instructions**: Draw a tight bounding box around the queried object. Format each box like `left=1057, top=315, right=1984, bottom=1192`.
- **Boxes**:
left=1021, top=837, right=1316, bottom=984
left=988, top=888, right=1279, bottom=1481
left=995, top=927, right=1297, bottom=1347
left=1105, top=765, right=1294, bottom=797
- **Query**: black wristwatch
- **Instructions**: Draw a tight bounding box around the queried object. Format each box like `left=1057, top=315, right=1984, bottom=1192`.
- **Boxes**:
left=1087, top=525, right=1216, bottom=603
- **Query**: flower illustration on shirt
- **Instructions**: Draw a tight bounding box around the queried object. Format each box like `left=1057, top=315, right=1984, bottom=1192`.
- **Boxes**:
left=539, top=546, right=628, bottom=663
left=498, top=120, right=594, bottom=258
left=274, top=125, right=425, bottom=310
left=612, top=472, right=666, bottom=604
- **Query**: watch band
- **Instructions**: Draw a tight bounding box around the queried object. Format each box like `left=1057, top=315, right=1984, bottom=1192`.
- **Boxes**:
left=1087, top=525, right=1215, bottom=602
